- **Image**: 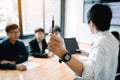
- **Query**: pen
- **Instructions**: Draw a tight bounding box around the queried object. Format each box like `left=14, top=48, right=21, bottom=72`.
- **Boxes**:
left=52, top=16, right=54, bottom=33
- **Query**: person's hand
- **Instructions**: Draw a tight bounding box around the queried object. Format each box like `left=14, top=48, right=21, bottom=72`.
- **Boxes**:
left=76, top=49, right=89, bottom=56
left=48, top=34, right=67, bottom=58
left=16, top=64, right=27, bottom=71
left=1, top=60, right=15, bottom=64
left=47, top=52, right=54, bottom=58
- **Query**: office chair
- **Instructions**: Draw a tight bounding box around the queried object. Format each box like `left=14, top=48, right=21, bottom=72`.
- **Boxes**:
left=115, top=48, right=120, bottom=80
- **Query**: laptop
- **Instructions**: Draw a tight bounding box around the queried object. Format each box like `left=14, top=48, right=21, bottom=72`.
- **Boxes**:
left=64, top=38, right=81, bottom=54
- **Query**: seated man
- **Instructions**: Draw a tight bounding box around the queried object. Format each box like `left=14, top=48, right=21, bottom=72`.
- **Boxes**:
left=29, top=27, right=53, bottom=58
left=0, top=24, right=29, bottom=71
left=53, top=26, right=66, bottom=48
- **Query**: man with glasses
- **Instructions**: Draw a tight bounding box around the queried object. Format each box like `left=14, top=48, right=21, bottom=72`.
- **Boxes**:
left=0, top=24, right=28, bottom=71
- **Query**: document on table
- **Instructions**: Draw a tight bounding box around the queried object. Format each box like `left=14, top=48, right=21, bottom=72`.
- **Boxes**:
left=79, top=55, right=88, bottom=60
left=20, top=61, right=40, bottom=70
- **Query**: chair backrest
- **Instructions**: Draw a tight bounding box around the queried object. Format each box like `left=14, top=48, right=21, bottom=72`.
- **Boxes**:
left=64, top=38, right=79, bottom=54
left=115, top=45, right=120, bottom=80
left=117, top=46, right=120, bottom=73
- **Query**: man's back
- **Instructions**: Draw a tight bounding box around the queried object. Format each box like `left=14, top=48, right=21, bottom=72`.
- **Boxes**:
left=88, top=31, right=119, bottom=80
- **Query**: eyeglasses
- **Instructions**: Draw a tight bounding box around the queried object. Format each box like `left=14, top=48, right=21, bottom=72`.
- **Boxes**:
left=9, top=31, right=20, bottom=35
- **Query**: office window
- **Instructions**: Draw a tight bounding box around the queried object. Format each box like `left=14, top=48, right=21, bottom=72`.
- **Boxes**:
left=0, top=0, right=18, bottom=38
left=22, top=0, right=61, bottom=35
left=45, top=0, right=61, bottom=33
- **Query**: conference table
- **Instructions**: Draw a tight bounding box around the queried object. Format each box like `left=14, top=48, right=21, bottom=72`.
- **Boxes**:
left=0, top=42, right=90, bottom=80
left=0, top=56, right=76, bottom=80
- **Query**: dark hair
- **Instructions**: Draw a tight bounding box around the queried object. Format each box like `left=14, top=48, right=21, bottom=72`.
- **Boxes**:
left=35, top=28, right=44, bottom=33
left=54, top=25, right=61, bottom=32
left=111, top=31, right=120, bottom=40
left=87, top=4, right=112, bottom=31
left=6, top=24, right=20, bottom=32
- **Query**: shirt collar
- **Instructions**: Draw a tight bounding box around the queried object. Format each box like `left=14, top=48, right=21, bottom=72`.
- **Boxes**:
left=95, top=31, right=109, bottom=38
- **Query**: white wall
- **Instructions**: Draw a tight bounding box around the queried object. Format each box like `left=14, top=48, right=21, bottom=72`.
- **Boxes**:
left=65, top=0, right=120, bottom=44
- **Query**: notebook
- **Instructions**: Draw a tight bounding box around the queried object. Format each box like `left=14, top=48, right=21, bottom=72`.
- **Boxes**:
left=64, top=38, right=81, bottom=54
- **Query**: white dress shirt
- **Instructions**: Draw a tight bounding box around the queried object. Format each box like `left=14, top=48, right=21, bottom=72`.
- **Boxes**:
left=38, top=42, right=42, bottom=53
left=76, top=31, right=119, bottom=80
left=38, top=41, right=49, bottom=54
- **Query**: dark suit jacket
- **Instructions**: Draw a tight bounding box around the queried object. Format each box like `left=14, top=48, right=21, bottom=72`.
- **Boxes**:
left=29, top=38, right=48, bottom=58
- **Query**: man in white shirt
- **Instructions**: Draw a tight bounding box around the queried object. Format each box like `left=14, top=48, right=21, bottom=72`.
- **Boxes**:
left=48, top=4, right=119, bottom=80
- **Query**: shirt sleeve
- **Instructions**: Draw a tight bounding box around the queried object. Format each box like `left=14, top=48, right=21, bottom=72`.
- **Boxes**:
left=81, top=60, right=95, bottom=79
left=0, top=63, right=16, bottom=70
left=75, top=46, right=105, bottom=80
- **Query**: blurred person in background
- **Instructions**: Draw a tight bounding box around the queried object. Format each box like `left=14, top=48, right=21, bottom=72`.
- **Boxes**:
left=29, top=27, right=53, bottom=58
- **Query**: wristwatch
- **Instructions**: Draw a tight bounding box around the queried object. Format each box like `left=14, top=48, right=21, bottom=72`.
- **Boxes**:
left=59, top=52, right=71, bottom=63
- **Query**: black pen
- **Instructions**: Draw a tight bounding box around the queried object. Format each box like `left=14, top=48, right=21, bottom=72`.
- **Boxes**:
left=52, top=16, right=54, bottom=33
